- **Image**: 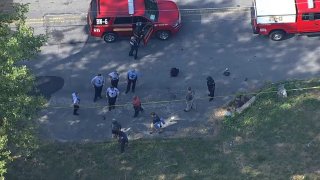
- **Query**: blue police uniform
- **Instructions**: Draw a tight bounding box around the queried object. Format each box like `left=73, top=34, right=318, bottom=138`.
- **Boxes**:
left=126, top=70, right=138, bottom=93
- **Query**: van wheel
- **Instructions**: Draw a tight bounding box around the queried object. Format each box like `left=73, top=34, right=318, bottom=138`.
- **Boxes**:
left=269, top=30, right=286, bottom=41
left=103, top=32, right=117, bottom=43
left=156, top=31, right=170, bottom=40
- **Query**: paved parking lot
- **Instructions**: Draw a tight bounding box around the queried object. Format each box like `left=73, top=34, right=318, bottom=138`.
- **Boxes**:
left=16, top=0, right=320, bottom=141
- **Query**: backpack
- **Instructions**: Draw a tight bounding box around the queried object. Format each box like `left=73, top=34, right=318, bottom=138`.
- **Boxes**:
left=170, top=68, right=179, bottom=77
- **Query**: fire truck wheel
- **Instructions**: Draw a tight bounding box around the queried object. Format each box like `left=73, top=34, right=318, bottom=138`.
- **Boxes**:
left=156, top=31, right=171, bottom=40
left=269, top=30, right=286, bottom=41
left=103, top=32, right=117, bottom=43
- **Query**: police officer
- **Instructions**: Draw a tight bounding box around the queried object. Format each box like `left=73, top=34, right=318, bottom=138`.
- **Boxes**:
left=72, top=92, right=80, bottom=115
left=106, top=86, right=120, bottom=111
left=126, top=69, right=138, bottom=94
left=108, top=71, right=119, bottom=88
left=206, top=76, right=215, bottom=102
left=129, top=36, right=139, bottom=60
left=91, top=74, right=104, bottom=102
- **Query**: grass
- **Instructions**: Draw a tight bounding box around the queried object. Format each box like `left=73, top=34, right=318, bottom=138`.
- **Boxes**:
left=6, top=79, right=320, bottom=180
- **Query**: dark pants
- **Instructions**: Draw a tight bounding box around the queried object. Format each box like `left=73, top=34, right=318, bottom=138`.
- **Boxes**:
left=129, top=45, right=138, bottom=59
left=111, top=79, right=119, bottom=88
left=112, top=129, right=120, bottom=138
left=208, top=86, right=215, bottom=101
left=120, top=139, right=128, bottom=153
left=94, top=85, right=103, bottom=102
left=133, top=106, right=144, bottom=117
left=108, top=96, right=117, bottom=111
left=73, top=105, right=79, bottom=115
left=126, top=79, right=137, bottom=93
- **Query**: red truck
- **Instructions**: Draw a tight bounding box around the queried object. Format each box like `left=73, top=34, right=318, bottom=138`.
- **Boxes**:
left=252, top=0, right=320, bottom=41
left=87, top=0, right=181, bottom=44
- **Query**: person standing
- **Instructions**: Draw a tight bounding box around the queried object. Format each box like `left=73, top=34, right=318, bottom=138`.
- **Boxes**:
left=207, top=76, right=215, bottom=102
left=72, top=92, right=80, bottom=115
left=108, top=71, right=119, bottom=88
left=184, top=87, right=195, bottom=112
left=118, top=131, right=128, bottom=153
left=132, top=96, right=144, bottom=118
left=106, top=86, right=120, bottom=111
left=111, top=120, right=122, bottom=138
left=91, top=74, right=104, bottom=102
left=129, top=36, right=139, bottom=60
left=126, top=69, right=138, bottom=94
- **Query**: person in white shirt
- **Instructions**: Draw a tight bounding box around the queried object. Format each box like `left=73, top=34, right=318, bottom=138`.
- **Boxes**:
left=72, top=92, right=80, bottom=115
left=91, top=74, right=104, bottom=102
left=108, top=71, right=119, bottom=88
left=106, top=86, right=120, bottom=111
left=125, top=69, right=138, bottom=94
left=129, top=36, right=139, bottom=59
left=184, top=87, right=196, bottom=112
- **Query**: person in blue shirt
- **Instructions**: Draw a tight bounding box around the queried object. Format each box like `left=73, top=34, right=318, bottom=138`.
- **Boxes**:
left=126, top=69, right=138, bottom=93
left=91, top=74, right=104, bottom=102
left=150, top=112, right=165, bottom=134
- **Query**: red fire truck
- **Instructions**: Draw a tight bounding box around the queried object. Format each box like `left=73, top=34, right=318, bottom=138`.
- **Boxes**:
left=252, top=0, right=320, bottom=41
left=87, top=0, right=181, bottom=44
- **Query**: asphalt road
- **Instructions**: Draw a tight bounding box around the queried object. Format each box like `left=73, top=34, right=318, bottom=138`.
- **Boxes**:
left=15, top=0, right=320, bottom=141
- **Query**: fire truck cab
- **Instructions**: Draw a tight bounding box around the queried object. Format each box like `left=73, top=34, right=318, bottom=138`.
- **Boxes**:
left=252, top=0, right=320, bottom=41
left=87, top=0, right=181, bottom=43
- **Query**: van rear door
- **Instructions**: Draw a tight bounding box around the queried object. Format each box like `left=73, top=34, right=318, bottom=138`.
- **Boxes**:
left=298, top=13, right=320, bottom=32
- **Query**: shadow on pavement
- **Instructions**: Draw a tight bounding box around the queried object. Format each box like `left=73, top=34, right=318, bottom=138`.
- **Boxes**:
left=34, top=76, right=64, bottom=100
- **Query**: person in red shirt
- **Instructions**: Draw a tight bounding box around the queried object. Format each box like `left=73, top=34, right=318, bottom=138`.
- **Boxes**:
left=132, top=96, right=144, bottom=118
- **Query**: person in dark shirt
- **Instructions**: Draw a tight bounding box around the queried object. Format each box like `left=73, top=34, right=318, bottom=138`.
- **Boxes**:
left=111, top=120, right=121, bottom=138
left=118, top=131, right=128, bottom=153
left=206, top=76, right=215, bottom=102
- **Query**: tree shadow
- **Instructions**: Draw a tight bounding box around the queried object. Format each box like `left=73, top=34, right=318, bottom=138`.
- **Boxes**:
left=33, top=76, right=64, bottom=100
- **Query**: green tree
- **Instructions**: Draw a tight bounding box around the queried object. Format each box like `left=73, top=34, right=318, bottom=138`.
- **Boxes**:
left=0, top=3, right=46, bottom=178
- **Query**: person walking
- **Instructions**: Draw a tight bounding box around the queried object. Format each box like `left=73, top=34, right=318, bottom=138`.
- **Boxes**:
left=118, top=130, right=129, bottom=153
left=184, top=87, right=195, bottom=112
left=72, top=92, right=80, bottom=115
left=207, top=76, right=215, bottom=102
left=111, top=120, right=122, bottom=138
left=132, top=96, right=144, bottom=118
left=126, top=69, right=138, bottom=94
left=108, top=71, right=119, bottom=88
left=91, top=74, right=104, bottom=102
left=106, top=86, right=120, bottom=111
left=129, top=36, right=139, bottom=60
